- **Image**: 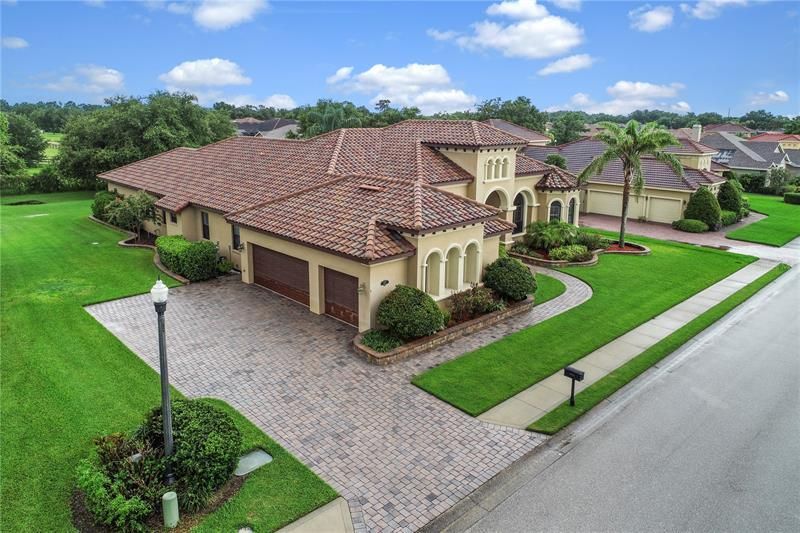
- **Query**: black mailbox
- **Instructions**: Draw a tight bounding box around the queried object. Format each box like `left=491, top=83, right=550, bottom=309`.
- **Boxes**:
left=564, top=366, right=585, bottom=381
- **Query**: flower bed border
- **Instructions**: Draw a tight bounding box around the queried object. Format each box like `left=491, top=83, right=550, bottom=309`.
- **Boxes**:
left=88, top=216, right=190, bottom=284
left=509, top=240, right=650, bottom=267
left=353, top=296, right=534, bottom=365
left=600, top=241, right=651, bottom=256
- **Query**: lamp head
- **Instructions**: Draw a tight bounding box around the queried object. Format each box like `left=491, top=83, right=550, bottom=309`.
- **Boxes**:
left=150, top=278, right=169, bottom=304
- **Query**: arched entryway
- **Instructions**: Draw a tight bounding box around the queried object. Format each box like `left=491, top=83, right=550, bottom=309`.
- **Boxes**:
left=512, top=193, right=526, bottom=234
left=568, top=198, right=577, bottom=224
left=445, top=246, right=461, bottom=291
left=463, top=242, right=480, bottom=284
left=425, top=251, right=443, bottom=296
left=485, top=188, right=509, bottom=211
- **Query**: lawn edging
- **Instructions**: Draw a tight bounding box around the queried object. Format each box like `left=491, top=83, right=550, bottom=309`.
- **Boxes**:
left=528, top=262, right=791, bottom=435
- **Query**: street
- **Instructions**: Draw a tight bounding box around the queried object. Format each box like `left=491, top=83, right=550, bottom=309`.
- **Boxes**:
left=463, top=267, right=800, bottom=533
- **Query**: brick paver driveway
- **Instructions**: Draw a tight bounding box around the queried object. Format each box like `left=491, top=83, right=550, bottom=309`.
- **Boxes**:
left=87, top=272, right=589, bottom=532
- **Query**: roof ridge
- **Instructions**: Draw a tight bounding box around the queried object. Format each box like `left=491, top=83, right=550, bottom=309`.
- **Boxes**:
left=225, top=174, right=350, bottom=218
left=414, top=140, right=425, bottom=181
left=471, top=120, right=482, bottom=145
left=412, top=178, right=424, bottom=230
left=327, top=129, right=346, bottom=174
left=721, top=132, right=766, bottom=162
left=364, top=216, right=379, bottom=261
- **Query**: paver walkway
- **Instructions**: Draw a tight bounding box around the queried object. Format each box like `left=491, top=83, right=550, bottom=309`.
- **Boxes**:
left=85, top=269, right=589, bottom=532
left=478, top=258, right=779, bottom=429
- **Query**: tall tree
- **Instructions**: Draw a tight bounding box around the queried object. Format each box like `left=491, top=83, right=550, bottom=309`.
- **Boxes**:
left=0, top=113, right=27, bottom=184
left=550, top=112, right=587, bottom=145
left=578, top=121, right=682, bottom=247
left=783, top=116, right=800, bottom=134
left=6, top=112, right=46, bottom=165
left=297, top=100, right=366, bottom=137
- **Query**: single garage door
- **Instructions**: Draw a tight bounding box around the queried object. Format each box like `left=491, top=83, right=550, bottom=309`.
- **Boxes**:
left=324, top=268, right=359, bottom=327
left=648, top=197, right=683, bottom=224
left=252, top=245, right=309, bottom=306
left=588, top=191, right=622, bottom=217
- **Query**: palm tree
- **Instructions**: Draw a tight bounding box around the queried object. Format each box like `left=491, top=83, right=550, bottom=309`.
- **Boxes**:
left=578, top=120, right=683, bottom=247
left=305, top=105, right=362, bottom=137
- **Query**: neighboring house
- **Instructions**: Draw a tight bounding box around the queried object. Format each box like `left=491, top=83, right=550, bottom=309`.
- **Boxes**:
left=702, top=131, right=800, bottom=176
left=526, top=135, right=725, bottom=224
left=100, top=120, right=580, bottom=331
left=702, top=122, right=756, bottom=138
left=232, top=117, right=299, bottom=138
left=481, top=118, right=550, bottom=146
left=746, top=132, right=800, bottom=150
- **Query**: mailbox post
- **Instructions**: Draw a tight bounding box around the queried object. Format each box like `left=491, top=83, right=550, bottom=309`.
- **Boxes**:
left=564, top=366, right=585, bottom=406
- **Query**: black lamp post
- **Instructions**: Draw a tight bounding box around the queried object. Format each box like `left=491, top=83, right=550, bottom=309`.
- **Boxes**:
left=151, top=278, right=175, bottom=485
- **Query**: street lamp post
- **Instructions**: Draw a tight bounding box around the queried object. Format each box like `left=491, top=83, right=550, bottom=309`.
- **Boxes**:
left=151, top=278, right=175, bottom=486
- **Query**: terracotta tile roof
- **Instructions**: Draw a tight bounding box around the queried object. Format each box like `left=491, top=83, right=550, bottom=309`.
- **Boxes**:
left=227, top=174, right=503, bottom=262
left=484, top=217, right=516, bottom=237
left=666, top=137, right=718, bottom=155
left=482, top=119, right=550, bottom=143
left=747, top=133, right=800, bottom=143
left=535, top=166, right=580, bottom=191
left=515, top=153, right=550, bottom=175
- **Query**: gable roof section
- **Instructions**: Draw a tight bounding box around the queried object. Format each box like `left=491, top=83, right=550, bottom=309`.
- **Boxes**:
left=703, top=122, right=754, bottom=134
left=515, top=153, right=550, bottom=175
left=536, top=165, right=580, bottom=191
left=666, top=137, right=718, bottom=155
left=482, top=119, right=550, bottom=144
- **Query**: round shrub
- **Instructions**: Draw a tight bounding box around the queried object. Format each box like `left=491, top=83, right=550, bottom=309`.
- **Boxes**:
left=548, top=244, right=592, bottom=262
left=717, top=180, right=743, bottom=213
left=784, top=192, right=800, bottom=205
left=136, top=399, right=242, bottom=512
left=92, top=190, right=119, bottom=221
left=483, top=257, right=537, bottom=302
left=684, top=187, right=722, bottom=230
left=576, top=231, right=609, bottom=251
left=720, top=209, right=739, bottom=226
left=672, top=218, right=709, bottom=233
left=376, top=285, right=446, bottom=340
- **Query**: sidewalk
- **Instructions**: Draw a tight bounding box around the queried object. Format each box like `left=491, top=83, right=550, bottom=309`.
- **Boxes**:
left=477, top=258, right=779, bottom=429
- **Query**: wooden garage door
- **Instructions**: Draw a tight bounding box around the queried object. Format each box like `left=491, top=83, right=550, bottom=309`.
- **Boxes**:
left=252, top=245, right=309, bottom=306
left=648, top=197, right=683, bottom=224
left=324, top=268, right=359, bottom=327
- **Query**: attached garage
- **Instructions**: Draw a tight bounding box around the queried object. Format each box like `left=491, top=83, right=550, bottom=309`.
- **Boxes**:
left=647, top=197, right=683, bottom=224
left=323, top=268, right=359, bottom=327
left=588, top=191, right=622, bottom=217
left=252, top=245, right=310, bottom=306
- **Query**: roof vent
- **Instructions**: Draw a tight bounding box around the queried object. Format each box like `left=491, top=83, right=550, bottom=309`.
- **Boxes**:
left=358, top=184, right=384, bottom=192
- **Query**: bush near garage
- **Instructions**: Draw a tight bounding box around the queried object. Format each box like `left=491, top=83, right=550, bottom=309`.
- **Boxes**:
left=155, top=235, right=219, bottom=281
left=684, top=187, right=722, bottom=230
left=483, top=257, right=537, bottom=302
left=672, top=219, right=709, bottom=233
left=376, top=285, right=447, bottom=341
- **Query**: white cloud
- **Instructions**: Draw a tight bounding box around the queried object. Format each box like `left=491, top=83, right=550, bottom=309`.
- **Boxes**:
left=680, top=0, right=747, bottom=20
left=427, top=28, right=460, bottom=41
left=550, top=0, right=581, bottom=10
left=193, top=0, right=267, bottom=30
left=159, top=58, right=252, bottom=89
left=629, top=5, right=674, bottom=32
left=84, top=0, right=105, bottom=7
left=326, top=66, right=353, bottom=84
left=537, top=53, right=593, bottom=75
left=327, top=63, right=477, bottom=114
left=166, top=2, right=192, bottom=15
left=548, top=80, right=690, bottom=115
left=41, top=65, right=124, bottom=95
left=449, top=0, right=584, bottom=59
left=2, top=36, right=29, bottom=49
left=225, top=93, right=297, bottom=109
left=750, top=90, right=789, bottom=105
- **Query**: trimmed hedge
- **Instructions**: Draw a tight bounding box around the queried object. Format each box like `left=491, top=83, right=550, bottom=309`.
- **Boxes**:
left=717, top=180, right=743, bottom=213
left=684, top=187, right=722, bottom=230
left=549, top=244, right=592, bottom=262
left=785, top=192, right=800, bottom=205
left=483, top=257, right=537, bottom=302
left=155, top=235, right=218, bottom=281
left=720, top=209, right=740, bottom=226
left=672, top=219, right=709, bottom=233
left=376, top=285, right=446, bottom=341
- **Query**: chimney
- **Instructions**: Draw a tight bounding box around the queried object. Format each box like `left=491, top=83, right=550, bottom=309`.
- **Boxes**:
left=692, top=124, right=702, bottom=142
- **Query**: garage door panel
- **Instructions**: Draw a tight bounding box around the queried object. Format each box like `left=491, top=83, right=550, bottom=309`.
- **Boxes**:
left=649, top=197, right=682, bottom=224
left=589, top=191, right=622, bottom=217
left=252, top=245, right=310, bottom=306
left=324, top=268, right=359, bottom=327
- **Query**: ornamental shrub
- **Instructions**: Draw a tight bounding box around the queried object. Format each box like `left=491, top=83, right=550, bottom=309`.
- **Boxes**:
left=548, top=244, right=592, bottom=262
left=136, top=399, right=242, bottom=512
left=155, top=235, right=219, bottom=281
left=576, top=231, right=609, bottom=251
left=92, top=190, right=119, bottom=221
left=448, top=285, right=504, bottom=323
left=684, top=187, right=722, bottom=230
left=784, top=192, right=800, bottom=205
left=360, top=329, right=404, bottom=352
left=672, top=219, right=709, bottom=233
left=376, top=285, right=446, bottom=340
left=720, top=210, right=739, bottom=226
left=717, top=180, right=743, bottom=213
left=523, top=220, right=579, bottom=251
left=483, top=257, right=537, bottom=302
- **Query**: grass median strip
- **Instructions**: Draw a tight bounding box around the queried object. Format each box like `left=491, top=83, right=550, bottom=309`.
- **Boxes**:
left=529, top=263, right=790, bottom=435
left=727, top=193, right=800, bottom=246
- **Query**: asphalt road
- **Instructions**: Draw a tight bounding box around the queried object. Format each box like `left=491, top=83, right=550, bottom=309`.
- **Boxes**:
left=466, top=267, right=800, bottom=533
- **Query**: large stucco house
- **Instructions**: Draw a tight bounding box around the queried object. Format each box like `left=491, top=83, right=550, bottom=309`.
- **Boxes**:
left=100, top=120, right=580, bottom=331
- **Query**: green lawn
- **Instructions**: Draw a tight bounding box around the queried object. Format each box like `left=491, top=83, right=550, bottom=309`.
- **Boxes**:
left=0, top=193, right=334, bottom=531
left=534, top=273, right=566, bottom=306
left=727, top=193, right=800, bottom=246
left=530, top=263, right=790, bottom=434
left=413, top=235, right=756, bottom=416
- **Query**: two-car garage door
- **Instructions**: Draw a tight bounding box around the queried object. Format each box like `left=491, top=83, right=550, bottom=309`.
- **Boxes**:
left=588, top=191, right=682, bottom=224
left=251, top=244, right=359, bottom=327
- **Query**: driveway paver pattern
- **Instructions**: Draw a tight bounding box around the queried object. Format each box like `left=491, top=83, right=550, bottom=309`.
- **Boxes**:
left=86, top=269, right=590, bottom=532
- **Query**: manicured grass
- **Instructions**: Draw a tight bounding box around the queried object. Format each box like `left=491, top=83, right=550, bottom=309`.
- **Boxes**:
left=529, top=263, right=790, bottom=434
left=727, top=193, right=800, bottom=246
left=0, top=193, right=334, bottom=531
left=534, top=273, right=566, bottom=306
left=412, top=235, right=756, bottom=416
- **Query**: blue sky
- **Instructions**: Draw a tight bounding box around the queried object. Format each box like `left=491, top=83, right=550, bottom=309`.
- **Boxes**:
left=2, top=0, right=798, bottom=116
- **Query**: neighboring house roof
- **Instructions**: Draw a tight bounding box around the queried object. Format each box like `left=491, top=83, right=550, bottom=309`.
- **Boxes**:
left=702, top=132, right=787, bottom=171
left=666, top=137, right=718, bottom=155
left=233, top=117, right=299, bottom=136
left=482, top=119, right=550, bottom=144
left=100, top=120, right=530, bottom=263
left=524, top=137, right=723, bottom=192
left=747, top=132, right=800, bottom=143
left=783, top=149, right=800, bottom=166
left=703, top=122, right=754, bottom=135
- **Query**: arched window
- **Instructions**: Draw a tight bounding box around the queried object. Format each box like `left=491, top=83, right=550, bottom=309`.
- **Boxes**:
left=425, top=251, right=442, bottom=296
left=464, top=243, right=480, bottom=284
left=486, top=159, right=495, bottom=180
left=501, top=158, right=509, bottom=178
left=568, top=198, right=576, bottom=224
left=485, top=189, right=508, bottom=210
left=549, top=201, right=563, bottom=222
left=513, top=193, right=526, bottom=234
left=445, top=247, right=461, bottom=290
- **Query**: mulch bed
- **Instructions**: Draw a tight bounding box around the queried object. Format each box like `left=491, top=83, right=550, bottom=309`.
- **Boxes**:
left=606, top=243, right=643, bottom=252
left=71, top=475, right=245, bottom=533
